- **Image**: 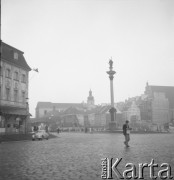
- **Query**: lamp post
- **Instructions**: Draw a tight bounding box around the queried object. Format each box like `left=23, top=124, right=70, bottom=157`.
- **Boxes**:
left=106, top=58, right=117, bottom=131
left=25, top=98, right=29, bottom=134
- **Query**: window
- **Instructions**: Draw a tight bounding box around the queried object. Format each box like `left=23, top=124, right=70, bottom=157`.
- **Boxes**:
left=14, top=90, right=18, bottom=102
left=22, top=91, right=25, bottom=103
left=6, top=69, right=11, bottom=78
left=44, top=110, right=47, bottom=115
left=14, top=52, right=18, bottom=60
left=0, top=86, right=1, bottom=99
left=0, top=66, right=2, bottom=76
left=0, top=117, right=5, bottom=128
left=6, top=88, right=10, bottom=101
left=22, top=74, right=26, bottom=83
left=14, top=71, right=19, bottom=81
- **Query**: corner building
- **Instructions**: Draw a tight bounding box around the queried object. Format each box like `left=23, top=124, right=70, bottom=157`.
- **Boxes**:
left=0, top=42, right=31, bottom=134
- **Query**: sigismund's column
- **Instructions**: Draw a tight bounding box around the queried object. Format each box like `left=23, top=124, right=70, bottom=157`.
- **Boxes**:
left=106, top=58, right=117, bottom=131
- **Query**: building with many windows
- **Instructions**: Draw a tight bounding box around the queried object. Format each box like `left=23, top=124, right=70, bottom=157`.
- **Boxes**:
left=120, top=83, right=173, bottom=131
left=144, top=82, right=174, bottom=130
left=144, top=82, right=174, bottom=123
left=0, top=42, right=31, bottom=134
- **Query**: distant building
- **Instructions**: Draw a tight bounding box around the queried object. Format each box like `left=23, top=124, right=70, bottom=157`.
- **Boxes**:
left=93, top=105, right=123, bottom=128
left=121, top=97, right=141, bottom=122
left=0, top=42, right=31, bottom=134
left=35, top=90, right=96, bottom=118
left=34, top=90, right=125, bottom=130
left=127, top=101, right=141, bottom=122
left=144, top=82, right=174, bottom=128
left=35, top=102, right=84, bottom=119
left=118, top=83, right=172, bottom=131
left=151, top=92, right=169, bottom=126
left=87, top=89, right=95, bottom=109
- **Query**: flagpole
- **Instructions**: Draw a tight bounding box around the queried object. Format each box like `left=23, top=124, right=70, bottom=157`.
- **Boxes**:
left=0, top=0, right=1, bottom=42
left=0, top=0, right=2, bottom=61
left=0, top=0, right=2, bottom=53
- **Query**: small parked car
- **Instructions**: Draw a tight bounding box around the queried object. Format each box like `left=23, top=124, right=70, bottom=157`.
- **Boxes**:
left=32, top=130, right=49, bottom=141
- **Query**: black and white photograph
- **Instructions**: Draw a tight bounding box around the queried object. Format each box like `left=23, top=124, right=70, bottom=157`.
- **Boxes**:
left=0, top=0, right=174, bottom=179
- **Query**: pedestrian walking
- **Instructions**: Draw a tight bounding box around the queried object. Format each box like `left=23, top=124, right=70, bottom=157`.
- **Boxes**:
left=45, top=125, right=48, bottom=133
left=85, top=127, right=88, bottom=133
left=123, top=120, right=132, bottom=147
left=33, top=125, right=38, bottom=132
left=57, top=127, right=60, bottom=134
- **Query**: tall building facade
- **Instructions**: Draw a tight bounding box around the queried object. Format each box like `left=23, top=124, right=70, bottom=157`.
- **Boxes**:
left=145, top=82, right=174, bottom=124
left=0, top=42, right=31, bottom=134
left=119, top=83, right=174, bottom=131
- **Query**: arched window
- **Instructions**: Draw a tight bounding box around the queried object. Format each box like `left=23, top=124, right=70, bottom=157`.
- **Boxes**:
left=14, top=71, right=19, bottom=81
left=0, top=66, right=3, bottom=76
left=6, top=68, right=11, bottom=78
left=14, top=89, right=18, bottom=102
left=6, top=88, right=11, bottom=100
left=22, top=74, right=26, bottom=83
left=22, top=91, right=26, bottom=103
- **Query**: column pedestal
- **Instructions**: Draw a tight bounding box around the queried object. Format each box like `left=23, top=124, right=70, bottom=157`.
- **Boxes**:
left=109, top=107, right=117, bottom=131
left=108, top=121, right=117, bottom=131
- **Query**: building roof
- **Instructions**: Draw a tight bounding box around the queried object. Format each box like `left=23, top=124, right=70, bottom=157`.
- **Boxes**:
left=147, top=85, right=174, bottom=109
left=95, top=105, right=122, bottom=114
left=36, top=102, right=84, bottom=109
left=1, top=42, right=31, bottom=71
left=62, top=106, right=83, bottom=115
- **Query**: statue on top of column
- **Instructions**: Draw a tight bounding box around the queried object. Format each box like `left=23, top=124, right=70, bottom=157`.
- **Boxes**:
left=109, top=58, right=113, bottom=70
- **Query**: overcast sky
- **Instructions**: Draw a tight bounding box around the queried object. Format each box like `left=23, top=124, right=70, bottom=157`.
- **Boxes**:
left=2, top=0, right=174, bottom=117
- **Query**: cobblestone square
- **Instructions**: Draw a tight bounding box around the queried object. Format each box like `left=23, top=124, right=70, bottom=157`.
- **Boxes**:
left=0, top=132, right=174, bottom=180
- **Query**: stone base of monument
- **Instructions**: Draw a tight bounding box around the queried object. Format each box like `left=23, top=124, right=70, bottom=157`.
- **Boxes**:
left=109, top=121, right=117, bottom=131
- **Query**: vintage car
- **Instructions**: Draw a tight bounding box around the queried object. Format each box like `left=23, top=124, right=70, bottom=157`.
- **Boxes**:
left=32, top=130, right=49, bottom=141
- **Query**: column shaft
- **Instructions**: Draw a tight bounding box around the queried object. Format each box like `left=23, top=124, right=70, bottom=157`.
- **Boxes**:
left=110, top=80, right=114, bottom=107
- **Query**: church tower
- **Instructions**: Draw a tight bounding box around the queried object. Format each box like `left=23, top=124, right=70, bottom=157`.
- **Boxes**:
left=87, top=89, right=95, bottom=108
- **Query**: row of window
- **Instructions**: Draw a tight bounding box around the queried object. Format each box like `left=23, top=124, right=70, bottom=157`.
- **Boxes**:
left=3, top=87, right=26, bottom=103
left=0, top=67, right=26, bottom=83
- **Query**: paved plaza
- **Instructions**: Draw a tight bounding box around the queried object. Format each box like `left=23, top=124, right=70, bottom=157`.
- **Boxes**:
left=0, top=132, right=174, bottom=180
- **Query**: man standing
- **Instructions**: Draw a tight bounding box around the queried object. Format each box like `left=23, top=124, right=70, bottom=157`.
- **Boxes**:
left=123, top=120, right=131, bottom=147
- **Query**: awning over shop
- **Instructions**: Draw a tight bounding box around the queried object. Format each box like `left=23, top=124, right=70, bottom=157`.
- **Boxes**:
left=0, top=107, right=31, bottom=116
